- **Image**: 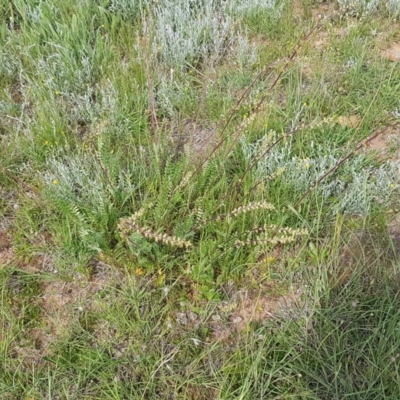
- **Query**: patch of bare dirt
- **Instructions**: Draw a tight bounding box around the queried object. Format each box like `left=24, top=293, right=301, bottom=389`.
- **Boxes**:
left=335, top=227, right=400, bottom=287
left=334, top=27, right=351, bottom=39
left=313, top=31, right=330, bottom=51
left=200, top=285, right=304, bottom=343
left=0, top=230, right=13, bottom=266
left=210, top=245, right=306, bottom=336
left=35, top=261, right=115, bottom=354
left=292, top=0, right=338, bottom=22
left=389, top=223, right=400, bottom=252
left=228, top=289, right=302, bottom=332
left=11, top=340, right=46, bottom=371
left=186, top=385, right=219, bottom=400
left=298, top=57, right=316, bottom=82
left=383, top=42, right=400, bottom=62
left=172, top=119, right=218, bottom=164
left=366, top=124, right=400, bottom=161
left=291, top=0, right=306, bottom=20
left=311, top=2, right=340, bottom=21
left=8, top=258, right=119, bottom=369
left=0, top=214, right=124, bottom=365
left=170, top=276, right=304, bottom=344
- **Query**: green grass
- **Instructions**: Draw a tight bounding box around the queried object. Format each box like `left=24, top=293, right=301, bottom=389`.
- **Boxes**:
left=1, top=0, right=400, bottom=398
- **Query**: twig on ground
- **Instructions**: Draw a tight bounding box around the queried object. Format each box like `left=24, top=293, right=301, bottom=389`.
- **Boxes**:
left=1, top=166, right=41, bottom=197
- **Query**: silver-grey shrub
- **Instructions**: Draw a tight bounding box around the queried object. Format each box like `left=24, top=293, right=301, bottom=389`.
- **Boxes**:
left=43, top=153, right=136, bottom=252
left=108, top=0, right=146, bottom=19
left=337, top=0, right=400, bottom=17
left=148, top=0, right=281, bottom=71
left=141, top=0, right=283, bottom=117
left=241, top=132, right=399, bottom=215
left=150, top=0, right=236, bottom=70
left=228, top=0, right=282, bottom=16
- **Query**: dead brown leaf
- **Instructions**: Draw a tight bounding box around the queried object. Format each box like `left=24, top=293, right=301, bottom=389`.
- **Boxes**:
left=337, top=115, right=361, bottom=128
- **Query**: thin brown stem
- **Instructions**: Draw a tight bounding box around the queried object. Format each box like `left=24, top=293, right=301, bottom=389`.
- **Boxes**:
left=209, top=25, right=321, bottom=207
left=142, top=19, right=158, bottom=142
left=221, top=25, right=321, bottom=162
left=169, top=24, right=322, bottom=204
left=1, top=166, right=41, bottom=197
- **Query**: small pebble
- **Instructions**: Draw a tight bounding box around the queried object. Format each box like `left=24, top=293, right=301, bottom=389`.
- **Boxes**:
left=188, top=312, right=198, bottom=321
left=176, top=312, right=188, bottom=326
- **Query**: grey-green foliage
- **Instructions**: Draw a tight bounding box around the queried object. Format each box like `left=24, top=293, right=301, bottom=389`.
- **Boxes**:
left=43, top=151, right=136, bottom=252
left=144, top=0, right=273, bottom=117
left=242, top=133, right=399, bottom=214
left=151, top=0, right=233, bottom=69
left=229, top=0, right=283, bottom=16
left=108, top=0, right=146, bottom=19
left=9, top=0, right=113, bottom=124
left=337, top=0, right=400, bottom=16
left=0, top=51, right=20, bottom=81
left=148, top=0, right=280, bottom=71
left=109, top=0, right=282, bottom=28
left=112, top=0, right=281, bottom=119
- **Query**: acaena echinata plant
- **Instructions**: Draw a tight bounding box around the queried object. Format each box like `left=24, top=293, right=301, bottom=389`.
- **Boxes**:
left=176, top=24, right=322, bottom=207
left=166, top=24, right=322, bottom=206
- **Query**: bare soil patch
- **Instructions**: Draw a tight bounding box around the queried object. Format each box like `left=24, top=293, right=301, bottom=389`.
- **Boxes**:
left=0, top=230, right=13, bottom=266
left=383, top=42, right=400, bottom=62
left=367, top=124, right=400, bottom=161
left=229, top=289, right=302, bottom=332
left=335, top=226, right=400, bottom=287
left=206, top=284, right=303, bottom=343
left=313, top=31, right=330, bottom=51
left=34, top=261, right=115, bottom=354
left=172, top=118, right=218, bottom=164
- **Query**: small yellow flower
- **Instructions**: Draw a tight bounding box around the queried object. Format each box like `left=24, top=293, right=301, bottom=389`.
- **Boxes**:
left=390, top=183, right=395, bottom=188
left=44, top=140, right=49, bottom=145
left=52, top=179, right=58, bottom=185
left=135, top=268, right=144, bottom=276
left=55, top=90, right=60, bottom=95
left=156, top=269, right=165, bottom=286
